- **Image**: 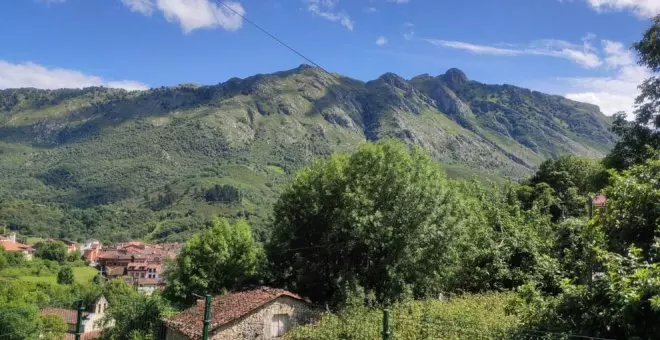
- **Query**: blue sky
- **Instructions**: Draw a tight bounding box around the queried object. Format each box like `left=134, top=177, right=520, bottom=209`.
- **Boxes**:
left=0, top=0, right=657, bottom=116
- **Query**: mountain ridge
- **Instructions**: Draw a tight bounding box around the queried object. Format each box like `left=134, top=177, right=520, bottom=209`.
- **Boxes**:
left=0, top=65, right=615, bottom=241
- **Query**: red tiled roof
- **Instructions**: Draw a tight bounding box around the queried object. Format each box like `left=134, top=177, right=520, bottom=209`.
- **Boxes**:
left=40, top=308, right=90, bottom=325
left=0, top=240, right=30, bottom=252
left=164, top=287, right=307, bottom=339
left=593, top=193, right=607, bottom=206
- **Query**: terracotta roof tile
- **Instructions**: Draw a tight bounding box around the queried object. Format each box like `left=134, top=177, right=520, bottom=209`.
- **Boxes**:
left=164, top=287, right=307, bottom=339
left=0, top=240, right=30, bottom=252
left=40, top=308, right=90, bottom=325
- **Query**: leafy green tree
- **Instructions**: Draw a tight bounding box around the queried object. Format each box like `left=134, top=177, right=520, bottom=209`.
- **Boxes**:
left=163, top=218, right=263, bottom=306
left=605, top=16, right=660, bottom=170
left=520, top=156, right=606, bottom=220
left=0, top=247, right=7, bottom=270
left=451, top=181, right=557, bottom=293
left=67, top=249, right=82, bottom=262
left=34, top=241, right=68, bottom=263
left=39, top=314, right=68, bottom=339
left=268, top=140, right=476, bottom=305
left=104, top=279, right=138, bottom=307
left=601, top=159, right=660, bottom=260
left=0, top=305, right=40, bottom=340
left=101, top=294, right=172, bottom=340
left=57, top=266, right=74, bottom=285
left=511, top=248, right=660, bottom=340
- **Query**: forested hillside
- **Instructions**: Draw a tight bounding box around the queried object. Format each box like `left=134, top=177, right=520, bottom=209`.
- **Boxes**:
left=0, top=66, right=614, bottom=241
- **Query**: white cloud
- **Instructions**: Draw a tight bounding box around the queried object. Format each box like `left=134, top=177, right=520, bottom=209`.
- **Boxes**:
left=376, top=36, right=388, bottom=46
left=0, top=60, right=149, bottom=91
left=428, top=40, right=521, bottom=56
left=387, top=0, right=410, bottom=3
left=602, top=40, right=634, bottom=67
left=582, top=0, right=660, bottom=18
left=306, top=0, right=354, bottom=31
left=427, top=38, right=603, bottom=68
left=403, top=30, right=415, bottom=40
left=121, top=0, right=245, bottom=33
left=564, top=40, right=648, bottom=116
left=364, top=7, right=378, bottom=13
left=121, top=0, right=154, bottom=15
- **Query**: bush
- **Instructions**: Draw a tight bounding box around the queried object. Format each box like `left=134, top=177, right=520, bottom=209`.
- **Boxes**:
left=286, top=293, right=519, bottom=339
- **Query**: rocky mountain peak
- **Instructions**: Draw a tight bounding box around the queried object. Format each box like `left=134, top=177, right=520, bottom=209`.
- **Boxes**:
left=442, top=68, right=469, bottom=90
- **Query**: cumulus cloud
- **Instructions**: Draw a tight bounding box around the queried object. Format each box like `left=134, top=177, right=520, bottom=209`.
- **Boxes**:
left=306, top=0, right=354, bottom=31
left=564, top=40, right=649, bottom=116
left=581, top=0, right=660, bottom=18
left=376, top=36, right=388, bottom=46
left=0, top=60, right=149, bottom=91
left=121, top=0, right=245, bottom=33
left=427, top=38, right=603, bottom=68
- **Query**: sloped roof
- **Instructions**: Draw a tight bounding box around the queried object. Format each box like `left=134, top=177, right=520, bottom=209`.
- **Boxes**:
left=40, top=308, right=90, bottom=325
left=164, top=287, right=308, bottom=339
left=0, top=240, right=30, bottom=252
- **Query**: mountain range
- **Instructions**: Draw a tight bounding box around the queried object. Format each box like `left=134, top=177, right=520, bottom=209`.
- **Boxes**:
left=0, top=65, right=615, bottom=241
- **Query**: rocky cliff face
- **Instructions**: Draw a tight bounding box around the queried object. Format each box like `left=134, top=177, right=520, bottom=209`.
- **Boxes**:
left=0, top=65, right=615, bottom=239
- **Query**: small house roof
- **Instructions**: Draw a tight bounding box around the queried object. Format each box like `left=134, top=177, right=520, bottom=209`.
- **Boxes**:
left=164, top=287, right=308, bottom=339
left=0, top=240, right=30, bottom=252
left=39, top=308, right=90, bottom=325
left=593, top=193, right=607, bottom=207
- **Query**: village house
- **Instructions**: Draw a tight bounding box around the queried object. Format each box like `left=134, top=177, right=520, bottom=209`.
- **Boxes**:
left=592, top=193, right=607, bottom=217
left=163, top=287, right=317, bottom=340
left=58, top=239, right=81, bottom=254
left=94, top=241, right=180, bottom=293
left=83, top=240, right=103, bottom=264
left=39, top=296, right=109, bottom=339
left=0, top=233, right=32, bottom=260
left=136, top=277, right=164, bottom=296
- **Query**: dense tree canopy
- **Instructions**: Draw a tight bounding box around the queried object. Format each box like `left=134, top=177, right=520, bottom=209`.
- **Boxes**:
left=605, top=16, right=660, bottom=170
left=269, top=141, right=484, bottom=305
left=163, top=218, right=263, bottom=306
left=34, top=241, right=68, bottom=263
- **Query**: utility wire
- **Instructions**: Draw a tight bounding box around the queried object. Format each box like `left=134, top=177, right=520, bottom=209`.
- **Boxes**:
left=215, top=1, right=332, bottom=76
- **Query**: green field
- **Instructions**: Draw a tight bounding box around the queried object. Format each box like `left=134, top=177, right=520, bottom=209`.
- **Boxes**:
left=13, top=266, right=98, bottom=285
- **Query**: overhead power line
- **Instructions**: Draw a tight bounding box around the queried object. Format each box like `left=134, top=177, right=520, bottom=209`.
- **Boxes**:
left=215, top=1, right=332, bottom=75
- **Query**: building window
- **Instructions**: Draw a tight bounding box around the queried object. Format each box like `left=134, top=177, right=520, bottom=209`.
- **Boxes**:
left=270, top=314, right=289, bottom=337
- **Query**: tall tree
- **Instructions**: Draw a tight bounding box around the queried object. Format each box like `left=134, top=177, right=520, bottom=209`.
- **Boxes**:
left=56, top=266, right=74, bottom=285
left=605, top=16, right=660, bottom=169
left=163, top=218, right=263, bottom=306
left=34, top=241, right=68, bottom=263
left=601, top=159, right=660, bottom=260
left=268, top=140, right=476, bottom=305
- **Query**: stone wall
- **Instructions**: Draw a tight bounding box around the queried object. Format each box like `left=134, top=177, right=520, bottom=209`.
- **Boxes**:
left=165, top=296, right=317, bottom=340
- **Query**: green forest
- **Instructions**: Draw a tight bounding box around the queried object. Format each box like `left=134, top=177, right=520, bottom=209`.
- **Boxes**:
left=0, top=12, right=659, bottom=340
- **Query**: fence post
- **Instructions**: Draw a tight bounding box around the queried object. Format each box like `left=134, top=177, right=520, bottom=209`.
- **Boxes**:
left=202, top=294, right=212, bottom=340
left=382, top=308, right=390, bottom=340
left=75, top=300, right=84, bottom=340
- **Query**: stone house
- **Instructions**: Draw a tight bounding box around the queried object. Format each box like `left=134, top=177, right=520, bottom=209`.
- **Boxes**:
left=163, top=287, right=317, bottom=340
left=39, top=296, right=109, bottom=339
